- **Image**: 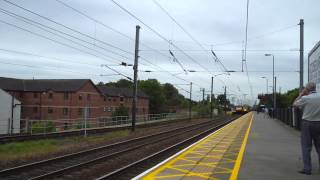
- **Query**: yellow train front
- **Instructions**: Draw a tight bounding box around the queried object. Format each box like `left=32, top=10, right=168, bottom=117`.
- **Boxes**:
left=233, top=106, right=249, bottom=115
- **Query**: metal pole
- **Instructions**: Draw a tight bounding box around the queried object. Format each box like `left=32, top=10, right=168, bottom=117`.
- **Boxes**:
left=84, top=107, right=87, bottom=137
left=202, top=88, right=205, bottom=103
left=266, top=78, right=268, bottom=94
left=299, top=19, right=304, bottom=92
left=272, top=55, right=275, bottom=117
left=39, top=92, right=42, bottom=121
left=11, top=94, right=14, bottom=134
left=132, top=25, right=140, bottom=132
left=210, top=76, right=213, bottom=118
left=224, top=86, right=227, bottom=115
left=274, top=76, right=277, bottom=110
left=189, top=82, right=192, bottom=120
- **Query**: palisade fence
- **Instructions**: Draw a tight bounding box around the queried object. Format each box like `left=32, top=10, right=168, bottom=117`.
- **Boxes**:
left=272, top=107, right=302, bottom=130
left=18, top=112, right=206, bottom=135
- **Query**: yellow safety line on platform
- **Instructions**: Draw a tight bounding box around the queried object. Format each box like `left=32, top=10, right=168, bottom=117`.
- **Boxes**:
left=229, top=113, right=253, bottom=180
left=139, top=113, right=253, bottom=180
left=142, top=122, right=233, bottom=179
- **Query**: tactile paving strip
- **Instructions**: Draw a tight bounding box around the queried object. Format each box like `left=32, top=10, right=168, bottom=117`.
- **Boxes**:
left=135, top=113, right=253, bottom=180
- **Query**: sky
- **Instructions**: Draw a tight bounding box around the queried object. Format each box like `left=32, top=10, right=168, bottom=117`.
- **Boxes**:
left=0, top=0, right=319, bottom=105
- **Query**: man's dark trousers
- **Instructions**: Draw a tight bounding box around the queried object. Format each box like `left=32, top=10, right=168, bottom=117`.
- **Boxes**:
left=301, top=120, right=320, bottom=172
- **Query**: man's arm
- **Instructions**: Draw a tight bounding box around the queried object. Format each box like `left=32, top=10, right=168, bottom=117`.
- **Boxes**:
left=293, top=89, right=308, bottom=108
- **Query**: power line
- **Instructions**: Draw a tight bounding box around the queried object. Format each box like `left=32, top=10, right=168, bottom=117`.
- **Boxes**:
left=152, top=0, right=231, bottom=75
left=54, top=0, right=224, bottom=91
left=1, top=0, right=210, bottom=91
left=53, top=0, right=172, bottom=61
left=2, top=0, right=133, bottom=55
left=0, top=8, right=133, bottom=65
left=109, top=0, right=211, bottom=75
left=53, top=0, right=200, bottom=85
left=0, top=19, right=132, bottom=80
left=0, top=59, right=102, bottom=77
left=243, top=0, right=254, bottom=102
left=0, top=48, right=124, bottom=70
left=140, top=49, right=300, bottom=52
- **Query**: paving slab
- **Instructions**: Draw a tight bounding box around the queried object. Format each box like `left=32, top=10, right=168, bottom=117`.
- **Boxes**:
left=238, top=112, right=320, bottom=180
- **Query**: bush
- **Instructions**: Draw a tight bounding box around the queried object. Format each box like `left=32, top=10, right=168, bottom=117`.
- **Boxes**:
left=31, top=121, right=55, bottom=134
left=112, top=106, right=129, bottom=117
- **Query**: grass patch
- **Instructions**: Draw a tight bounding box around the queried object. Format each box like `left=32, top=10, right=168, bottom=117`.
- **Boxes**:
left=0, top=129, right=131, bottom=163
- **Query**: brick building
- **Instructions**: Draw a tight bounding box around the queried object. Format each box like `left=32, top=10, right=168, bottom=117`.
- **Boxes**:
left=0, top=77, right=149, bottom=126
left=97, top=86, right=149, bottom=116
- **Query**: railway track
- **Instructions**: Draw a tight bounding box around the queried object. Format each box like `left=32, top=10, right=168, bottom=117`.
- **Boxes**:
left=96, top=119, right=232, bottom=180
left=0, top=116, right=237, bottom=180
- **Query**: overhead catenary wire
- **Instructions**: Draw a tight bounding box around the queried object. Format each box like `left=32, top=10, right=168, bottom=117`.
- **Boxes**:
left=0, top=8, right=134, bottom=66
left=152, top=0, right=231, bottom=76
left=2, top=0, right=133, bottom=55
left=243, top=0, right=254, bottom=102
left=2, top=0, right=214, bottom=94
left=0, top=59, right=103, bottom=77
left=151, top=0, right=247, bottom=96
left=0, top=19, right=132, bottom=80
left=109, top=0, right=212, bottom=75
left=53, top=0, right=172, bottom=61
left=0, top=48, right=125, bottom=70
left=53, top=0, right=204, bottom=86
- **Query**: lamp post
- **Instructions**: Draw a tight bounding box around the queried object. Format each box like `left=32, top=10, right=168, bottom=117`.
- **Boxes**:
left=261, top=76, right=268, bottom=94
left=265, top=54, right=276, bottom=117
left=210, top=72, right=230, bottom=118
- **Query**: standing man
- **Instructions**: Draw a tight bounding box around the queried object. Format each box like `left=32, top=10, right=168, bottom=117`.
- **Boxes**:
left=293, top=82, right=320, bottom=175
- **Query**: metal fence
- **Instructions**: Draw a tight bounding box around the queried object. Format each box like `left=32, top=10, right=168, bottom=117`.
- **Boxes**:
left=271, top=108, right=302, bottom=130
left=15, top=112, right=204, bottom=135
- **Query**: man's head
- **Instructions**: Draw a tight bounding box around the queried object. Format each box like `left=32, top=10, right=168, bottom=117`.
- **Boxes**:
left=305, top=82, right=316, bottom=92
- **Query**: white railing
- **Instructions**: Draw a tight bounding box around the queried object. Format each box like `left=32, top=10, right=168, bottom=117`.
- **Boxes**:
left=17, top=112, right=201, bottom=135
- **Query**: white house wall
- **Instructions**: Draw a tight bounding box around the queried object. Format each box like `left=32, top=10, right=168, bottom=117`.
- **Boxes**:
left=0, top=89, right=20, bottom=134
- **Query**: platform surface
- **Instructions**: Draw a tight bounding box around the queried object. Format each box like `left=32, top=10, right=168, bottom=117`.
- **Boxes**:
left=238, top=113, right=320, bottom=180
left=134, top=113, right=253, bottom=180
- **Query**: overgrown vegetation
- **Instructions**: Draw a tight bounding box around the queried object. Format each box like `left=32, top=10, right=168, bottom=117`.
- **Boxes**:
left=0, top=130, right=130, bottom=162
left=112, top=106, right=129, bottom=117
left=258, top=88, right=299, bottom=108
left=31, top=121, right=56, bottom=134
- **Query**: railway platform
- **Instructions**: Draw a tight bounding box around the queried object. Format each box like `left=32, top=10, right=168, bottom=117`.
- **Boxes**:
left=134, top=112, right=320, bottom=180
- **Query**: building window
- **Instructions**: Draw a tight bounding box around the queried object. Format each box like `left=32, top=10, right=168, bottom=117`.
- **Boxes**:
left=21, top=106, right=24, bottom=113
left=63, top=108, right=68, bottom=115
left=108, top=107, right=112, bottom=112
left=33, top=107, right=38, bottom=113
left=48, top=93, right=53, bottom=99
left=19, top=93, right=24, bottom=98
left=79, top=95, right=82, bottom=101
left=64, top=93, right=69, bottom=100
left=48, top=107, right=53, bottom=114
left=78, top=108, right=83, bottom=115
left=33, top=93, right=38, bottom=98
left=120, top=97, right=124, bottom=102
left=108, top=97, right=112, bottom=101
left=113, top=98, right=116, bottom=102
left=87, top=94, right=91, bottom=101
left=103, top=97, right=106, bottom=101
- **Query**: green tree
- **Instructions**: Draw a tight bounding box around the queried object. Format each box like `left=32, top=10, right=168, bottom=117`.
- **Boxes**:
left=112, top=106, right=129, bottom=117
left=104, top=79, right=133, bottom=88
left=139, top=79, right=166, bottom=113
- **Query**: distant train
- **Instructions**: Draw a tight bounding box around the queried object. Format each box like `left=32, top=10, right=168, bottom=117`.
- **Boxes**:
left=233, top=106, right=249, bottom=115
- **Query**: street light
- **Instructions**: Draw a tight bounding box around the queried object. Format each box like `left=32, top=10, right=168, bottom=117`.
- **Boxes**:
left=265, top=53, right=276, bottom=117
left=261, top=76, right=268, bottom=94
